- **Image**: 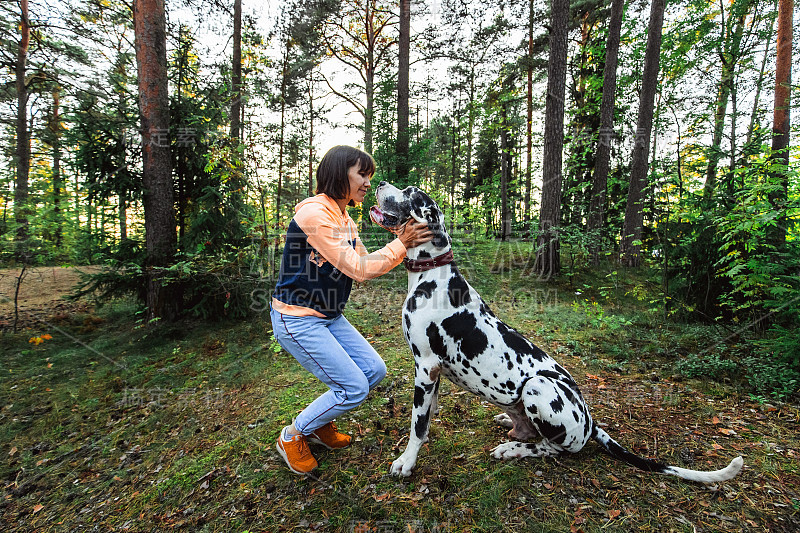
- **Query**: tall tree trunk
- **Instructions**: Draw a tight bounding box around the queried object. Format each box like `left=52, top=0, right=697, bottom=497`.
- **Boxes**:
left=588, top=0, right=624, bottom=262
left=308, top=79, right=314, bottom=197
left=396, top=0, right=411, bottom=183
left=274, top=43, right=289, bottom=264
left=524, top=0, right=534, bottom=228
left=466, top=67, right=476, bottom=195
left=533, top=0, right=569, bottom=278
left=116, top=50, right=130, bottom=243
left=768, top=0, right=792, bottom=247
left=743, top=12, right=774, bottom=156
left=230, top=0, right=242, bottom=141
left=729, top=70, right=738, bottom=180
left=228, top=0, right=245, bottom=232
left=86, top=196, right=93, bottom=258
left=176, top=34, right=185, bottom=246
left=703, top=0, right=751, bottom=197
left=620, top=0, right=666, bottom=267
left=51, top=87, right=64, bottom=248
left=500, top=86, right=511, bottom=241
left=563, top=12, right=593, bottom=229
left=14, top=0, right=30, bottom=258
left=668, top=103, right=684, bottom=199
left=100, top=198, right=107, bottom=247
left=119, top=190, right=128, bottom=241
left=134, top=0, right=177, bottom=320
left=364, top=1, right=375, bottom=153
left=450, top=98, right=459, bottom=212
left=1, top=188, right=9, bottom=235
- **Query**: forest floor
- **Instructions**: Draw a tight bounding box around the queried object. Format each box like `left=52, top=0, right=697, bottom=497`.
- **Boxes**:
left=0, top=266, right=99, bottom=331
left=0, top=244, right=798, bottom=532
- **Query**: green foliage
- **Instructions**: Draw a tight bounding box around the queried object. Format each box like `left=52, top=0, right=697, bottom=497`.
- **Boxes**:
left=559, top=224, right=598, bottom=276
left=747, top=324, right=800, bottom=400
left=571, top=298, right=633, bottom=330
left=675, top=331, right=799, bottom=401
left=676, top=351, right=739, bottom=380
left=75, top=237, right=268, bottom=320
left=741, top=353, right=800, bottom=402
left=71, top=238, right=148, bottom=304
left=715, top=157, right=799, bottom=320
left=372, top=78, right=430, bottom=192
left=172, top=246, right=266, bottom=320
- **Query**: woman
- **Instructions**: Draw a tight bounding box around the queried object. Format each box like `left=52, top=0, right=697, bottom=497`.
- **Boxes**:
left=270, top=145, right=431, bottom=475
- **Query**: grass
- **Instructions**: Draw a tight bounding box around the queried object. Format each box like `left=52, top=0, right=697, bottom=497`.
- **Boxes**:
left=1, top=242, right=799, bottom=532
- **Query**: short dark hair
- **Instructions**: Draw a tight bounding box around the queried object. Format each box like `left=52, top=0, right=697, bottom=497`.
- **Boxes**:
left=315, top=146, right=376, bottom=202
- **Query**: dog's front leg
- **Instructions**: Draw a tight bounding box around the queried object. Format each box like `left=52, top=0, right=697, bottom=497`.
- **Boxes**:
left=390, top=364, right=440, bottom=477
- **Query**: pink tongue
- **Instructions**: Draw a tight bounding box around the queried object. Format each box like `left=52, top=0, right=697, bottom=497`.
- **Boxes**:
left=369, top=205, right=384, bottom=223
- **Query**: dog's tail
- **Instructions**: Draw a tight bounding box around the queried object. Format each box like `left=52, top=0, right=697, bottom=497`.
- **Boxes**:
left=591, top=423, right=743, bottom=483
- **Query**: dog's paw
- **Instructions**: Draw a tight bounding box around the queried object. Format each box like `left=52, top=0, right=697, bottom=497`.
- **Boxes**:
left=493, top=413, right=513, bottom=428
left=491, top=442, right=525, bottom=460
left=390, top=453, right=417, bottom=477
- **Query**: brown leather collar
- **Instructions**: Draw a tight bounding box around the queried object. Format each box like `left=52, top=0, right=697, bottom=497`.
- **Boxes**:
left=403, top=250, right=454, bottom=272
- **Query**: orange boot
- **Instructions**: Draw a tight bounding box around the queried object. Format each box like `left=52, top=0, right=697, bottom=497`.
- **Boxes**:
left=308, top=422, right=352, bottom=449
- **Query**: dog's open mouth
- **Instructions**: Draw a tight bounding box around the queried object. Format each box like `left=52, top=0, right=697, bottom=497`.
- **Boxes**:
left=370, top=205, right=402, bottom=231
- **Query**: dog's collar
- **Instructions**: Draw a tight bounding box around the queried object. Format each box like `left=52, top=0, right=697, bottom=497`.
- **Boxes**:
left=404, top=250, right=454, bottom=272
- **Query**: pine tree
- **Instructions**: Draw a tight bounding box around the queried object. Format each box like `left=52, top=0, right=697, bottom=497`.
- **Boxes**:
left=534, top=0, right=569, bottom=278
left=620, top=0, right=667, bottom=267
left=396, top=0, right=411, bottom=182
left=588, top=0, right=624, bottom=263
left=13, top=0, right=31, bottom=258
left=768, top=0, right=793, bottom=247
left=133, top=0, right=177, bottom=320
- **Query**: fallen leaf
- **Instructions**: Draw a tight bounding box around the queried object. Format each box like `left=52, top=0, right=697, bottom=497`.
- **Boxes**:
left=608, top=510, right=621, bottom=520
left=712, top=416, right=721, bottom=425
left=33, top=504, right=44, bottom=514
left=9, top=447, right=17, bottom=457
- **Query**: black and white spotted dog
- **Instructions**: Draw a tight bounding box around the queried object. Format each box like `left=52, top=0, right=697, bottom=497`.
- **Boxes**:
left=370, top=181, right=743, bottom=483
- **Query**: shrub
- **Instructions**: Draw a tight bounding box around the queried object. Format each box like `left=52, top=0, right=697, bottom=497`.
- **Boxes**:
left=676, top=351, right=738, bottom=380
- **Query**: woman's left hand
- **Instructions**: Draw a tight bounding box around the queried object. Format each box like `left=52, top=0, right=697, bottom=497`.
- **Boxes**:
left=398, top=219, right=433, bottom=249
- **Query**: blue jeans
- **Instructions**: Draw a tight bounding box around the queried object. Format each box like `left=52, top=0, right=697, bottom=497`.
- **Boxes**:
left=270, top=307, right=387, bottom=435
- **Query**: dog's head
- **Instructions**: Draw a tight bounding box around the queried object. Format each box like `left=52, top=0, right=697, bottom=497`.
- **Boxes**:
left=371, top=181, right=450, bottom=250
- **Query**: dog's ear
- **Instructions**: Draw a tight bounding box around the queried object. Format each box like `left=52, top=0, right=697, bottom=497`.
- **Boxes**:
left=410, top=193, right=450, bottom=249
left=410, top=190, right=438, bottom=222
left=410, top=203, right=439, bottom=224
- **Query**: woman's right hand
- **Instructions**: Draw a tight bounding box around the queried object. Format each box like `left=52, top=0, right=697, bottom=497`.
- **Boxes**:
left=398, top=219, right=433, bottom=249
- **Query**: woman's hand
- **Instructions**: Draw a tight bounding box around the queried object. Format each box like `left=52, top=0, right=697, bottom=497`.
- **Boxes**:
left=398, top=219, right=433, bottom=249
